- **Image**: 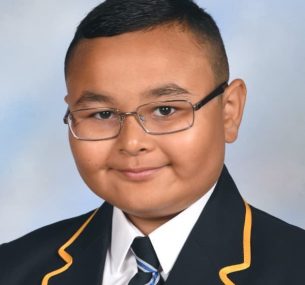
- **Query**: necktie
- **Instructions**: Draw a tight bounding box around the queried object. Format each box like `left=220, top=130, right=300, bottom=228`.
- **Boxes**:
left=128, top=236, right=164, bottom=285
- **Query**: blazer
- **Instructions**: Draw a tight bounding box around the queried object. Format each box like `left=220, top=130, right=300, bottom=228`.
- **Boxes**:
left=1, top=165, right=305, bottom=285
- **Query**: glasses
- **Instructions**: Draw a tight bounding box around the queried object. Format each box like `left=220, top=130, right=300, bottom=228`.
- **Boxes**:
left=63, top=82, right=228, bottom=141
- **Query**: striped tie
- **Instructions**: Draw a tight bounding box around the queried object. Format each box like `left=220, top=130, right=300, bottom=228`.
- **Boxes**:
left=128, top=236, right=164, bottom=285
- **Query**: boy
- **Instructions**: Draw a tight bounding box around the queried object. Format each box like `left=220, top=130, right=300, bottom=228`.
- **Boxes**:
left=1, top=0, right=304, bottom=284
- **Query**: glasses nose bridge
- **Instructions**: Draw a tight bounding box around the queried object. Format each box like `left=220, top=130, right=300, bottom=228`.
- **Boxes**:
left=119, top=111, right=145, bottom=127
left=119, top=111, right=138, bottom=121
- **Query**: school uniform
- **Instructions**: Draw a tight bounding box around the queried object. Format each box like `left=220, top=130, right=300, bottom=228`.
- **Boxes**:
left=1, top=165, right=305, bottom=285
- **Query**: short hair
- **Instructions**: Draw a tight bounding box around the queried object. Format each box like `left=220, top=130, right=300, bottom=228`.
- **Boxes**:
left=65, top=0, right=229, bottom=83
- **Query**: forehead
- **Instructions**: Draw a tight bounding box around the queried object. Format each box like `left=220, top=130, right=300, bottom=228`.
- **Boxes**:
left=66, top=26, right=215, bottom=106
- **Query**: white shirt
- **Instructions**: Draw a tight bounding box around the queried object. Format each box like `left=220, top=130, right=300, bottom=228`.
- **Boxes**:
left=102, top=186, right=214, bottom=285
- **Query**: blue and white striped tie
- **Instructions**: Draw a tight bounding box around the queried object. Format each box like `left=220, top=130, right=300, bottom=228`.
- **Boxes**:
left=129, top=236, right=164, bottom=285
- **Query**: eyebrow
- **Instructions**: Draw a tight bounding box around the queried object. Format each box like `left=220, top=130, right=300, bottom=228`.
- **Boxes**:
left=147, top=83, right=191, bottom=98
left=74, top=91, right=116, bottom=107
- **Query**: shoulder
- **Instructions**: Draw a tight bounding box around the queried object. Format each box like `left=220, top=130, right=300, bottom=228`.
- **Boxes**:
left=0, top=210, right=95, bottom=275
left=1, top=210, right=94, bottom=250
left=0, top=203, right=113, bottom=285
left=250, top=205, right=305, bottom=262
left=251, top=205, right=305, bottom=240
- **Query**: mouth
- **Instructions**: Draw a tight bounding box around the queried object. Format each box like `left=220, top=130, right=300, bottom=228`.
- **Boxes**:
left=111, top=166, right=166, bottom=181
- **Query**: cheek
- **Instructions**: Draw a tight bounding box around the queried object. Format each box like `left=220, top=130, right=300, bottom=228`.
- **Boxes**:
left=69, top=135, right=112, bottom=177
left=167, top=121, right=224, bottom=173
left=162, top=110, right=225, bottom=198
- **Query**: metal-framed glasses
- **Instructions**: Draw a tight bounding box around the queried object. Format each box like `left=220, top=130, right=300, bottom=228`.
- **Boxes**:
left=63, top=82, right=228, bottom=141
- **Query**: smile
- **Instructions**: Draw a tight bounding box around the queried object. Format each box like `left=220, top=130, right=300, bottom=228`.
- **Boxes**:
left=112, top=166, right=166, bottom=181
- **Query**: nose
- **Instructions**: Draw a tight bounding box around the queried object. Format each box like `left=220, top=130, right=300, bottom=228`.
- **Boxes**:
left=116, top=114, right=154, bottom=156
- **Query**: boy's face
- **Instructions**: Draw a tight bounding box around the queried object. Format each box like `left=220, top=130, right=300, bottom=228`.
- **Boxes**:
left=65, top=26, right=245, bottom=230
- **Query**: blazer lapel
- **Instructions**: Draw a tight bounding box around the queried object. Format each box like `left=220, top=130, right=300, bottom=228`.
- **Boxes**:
left=165, top=166, right=248, bottom=285
left=47, top=202, right=113, bottom=285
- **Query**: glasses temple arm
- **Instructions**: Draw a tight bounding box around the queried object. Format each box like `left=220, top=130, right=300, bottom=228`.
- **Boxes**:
left=63, top=108, right=70, bottom=124
left=193, top=82, right=228, bottom=111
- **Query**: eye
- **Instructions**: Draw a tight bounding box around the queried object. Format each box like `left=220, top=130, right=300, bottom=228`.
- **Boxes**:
left=154, top=106, right=176, bottom=116
left=93, top=110, right=116, bottom=120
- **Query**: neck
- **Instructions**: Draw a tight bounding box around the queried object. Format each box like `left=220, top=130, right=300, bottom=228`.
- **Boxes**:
left=126, top=213, right=179, bottom=235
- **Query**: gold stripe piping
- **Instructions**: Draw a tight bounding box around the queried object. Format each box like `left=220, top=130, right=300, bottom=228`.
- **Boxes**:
left=41, top=208, right=99, bottom=285
left=219, top=201, right=252, bottom=285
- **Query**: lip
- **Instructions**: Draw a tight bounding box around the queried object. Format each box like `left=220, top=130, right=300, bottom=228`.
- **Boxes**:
left=112, top=166, right=166, bottom=181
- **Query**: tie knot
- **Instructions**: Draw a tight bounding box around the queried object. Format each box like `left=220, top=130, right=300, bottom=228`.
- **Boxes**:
left=131, top=236, right=160, bottom=272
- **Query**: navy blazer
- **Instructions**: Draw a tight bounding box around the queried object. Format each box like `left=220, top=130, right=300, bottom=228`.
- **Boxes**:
left=1, top=166, right=305, bottom=285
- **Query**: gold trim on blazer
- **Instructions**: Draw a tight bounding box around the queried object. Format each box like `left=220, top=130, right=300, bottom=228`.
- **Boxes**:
left=219, top=201, right=252, bottom=285
left=41, top=201, right=252, bottom=285
left=41, top=208, right=99, bottom=285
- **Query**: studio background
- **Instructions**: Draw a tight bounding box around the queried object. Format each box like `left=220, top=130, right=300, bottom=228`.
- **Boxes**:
left=1, top=0, right=304, bottom=243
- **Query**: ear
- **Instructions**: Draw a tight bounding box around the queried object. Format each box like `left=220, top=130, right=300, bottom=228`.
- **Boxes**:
left=222, top=79, right=247, bottom=143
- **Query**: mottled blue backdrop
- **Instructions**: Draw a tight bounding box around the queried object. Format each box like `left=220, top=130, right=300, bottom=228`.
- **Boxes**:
left=1, top=0, right=304, bottom=243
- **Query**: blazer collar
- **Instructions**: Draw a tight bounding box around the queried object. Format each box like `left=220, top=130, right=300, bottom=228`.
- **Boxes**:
left=45, top=202, right=113, bottom=285
left=165, top=165, right=249, bottom=285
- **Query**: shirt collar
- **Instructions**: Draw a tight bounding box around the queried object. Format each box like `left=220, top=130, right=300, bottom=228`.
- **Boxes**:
left=110, top=207, right=143, bottom=272
left=110, top=185, right=214, bottom=275
left=149, top=186, right=214, bottom=274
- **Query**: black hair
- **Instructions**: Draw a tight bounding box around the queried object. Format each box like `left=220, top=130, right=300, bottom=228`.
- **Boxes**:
left=65, top=0, right=229, bottom=83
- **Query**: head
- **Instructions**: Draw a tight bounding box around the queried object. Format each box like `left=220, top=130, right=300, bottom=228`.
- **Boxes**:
left=64, top=0, right=246, bottom=233
left=65, top=0, right=229, bottom=83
